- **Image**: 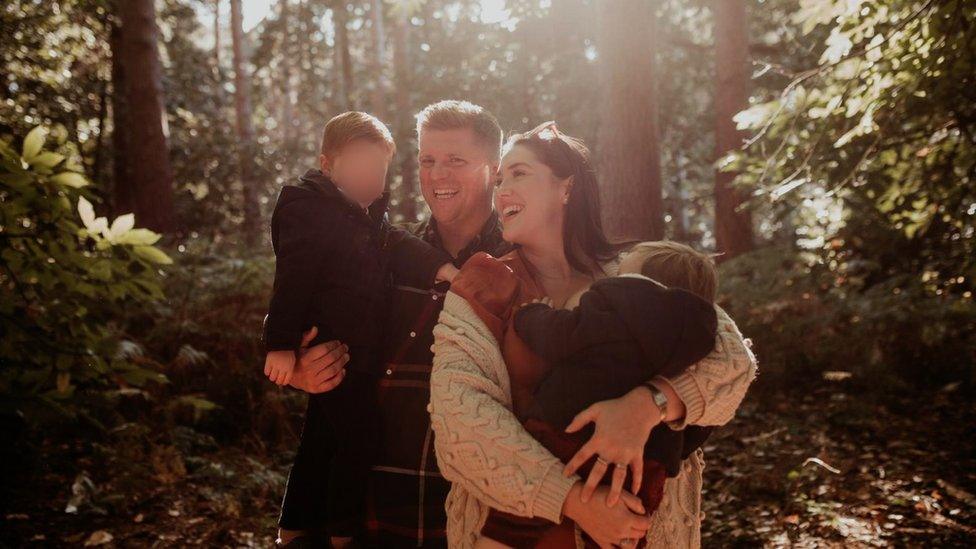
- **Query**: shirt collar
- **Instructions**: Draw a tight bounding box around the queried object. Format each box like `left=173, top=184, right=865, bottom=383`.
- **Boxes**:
left=422, top=213, right=506, bottom=265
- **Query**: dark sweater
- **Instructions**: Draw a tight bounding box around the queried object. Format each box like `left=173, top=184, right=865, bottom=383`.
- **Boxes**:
left=263, top=169, right=451, bottom=374
left=514, top=275, right=718, bottom=476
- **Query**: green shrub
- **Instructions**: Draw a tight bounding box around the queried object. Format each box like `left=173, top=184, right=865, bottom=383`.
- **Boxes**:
left=0, top=127, right=172, bottom=424
left=719, top=246, right=976, bottom=394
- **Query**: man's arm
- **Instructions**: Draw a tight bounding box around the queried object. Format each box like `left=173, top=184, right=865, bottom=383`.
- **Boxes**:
left=385, top=227, right=454, bottom=288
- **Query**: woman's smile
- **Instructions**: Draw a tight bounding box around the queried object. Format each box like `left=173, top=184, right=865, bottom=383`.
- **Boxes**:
left=501, top=203, right=524, bottom=220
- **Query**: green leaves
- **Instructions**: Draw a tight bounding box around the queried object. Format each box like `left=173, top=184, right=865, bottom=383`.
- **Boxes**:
left=2, top=124, right=170, bottom=421
left=52, top=171, right=88, bottom=188
left=133, top=245, right=173, bottom=265
left=739, top=0, right=975, bottom=299
left=21, top=126, right=46, bottom=161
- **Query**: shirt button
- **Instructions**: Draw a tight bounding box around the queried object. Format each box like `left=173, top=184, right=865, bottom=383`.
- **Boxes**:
left=386, top=369, right=393, bottom=375
left=409, top=331, right=417, bottom=338
left=432, top=294, right=439, bottom=301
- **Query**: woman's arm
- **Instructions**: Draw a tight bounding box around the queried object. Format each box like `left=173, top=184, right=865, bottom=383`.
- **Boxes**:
left=430, top=292, right=652, bottom=546
left=659, top=306, right=757, bottom=429
left=564, top=306, right=758, bottom=503
left=429, top=292, right=576, bottom=523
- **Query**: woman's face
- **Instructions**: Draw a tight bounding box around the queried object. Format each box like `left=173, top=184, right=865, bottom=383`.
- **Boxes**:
left=495, top=144, right=572, bottom=247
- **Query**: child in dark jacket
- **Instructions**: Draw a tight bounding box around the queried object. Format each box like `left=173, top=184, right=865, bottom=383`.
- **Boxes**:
left=479, top=241, right=720, bottom=549
left=263, top=112, right=456, bottom=547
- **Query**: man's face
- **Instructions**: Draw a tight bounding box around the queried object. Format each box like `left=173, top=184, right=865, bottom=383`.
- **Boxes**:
left=418, top=128, right=496, bottom=227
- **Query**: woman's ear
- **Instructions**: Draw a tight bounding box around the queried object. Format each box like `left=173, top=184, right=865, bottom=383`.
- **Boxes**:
left=561, top=175, right=574, bottom=204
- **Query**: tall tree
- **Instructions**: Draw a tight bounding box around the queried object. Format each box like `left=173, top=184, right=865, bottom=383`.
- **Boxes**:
left=117, top=0, right=176, bottom=232
left=392, top=5, right=417, bottom=221
left=230, top=0, right=260, bottom=244
left=368, top=0, right=387, bottom=118
left=595, top=0, right=663, bottom=242
left=109, top=22, right=132, bottom=218
left=214, top=0, right=221, bottom=66
left=334, top=1, right=356, bottom=110
left=279, top=0, right=295, bottom=145
left=713, top=0, right=753, bottom=258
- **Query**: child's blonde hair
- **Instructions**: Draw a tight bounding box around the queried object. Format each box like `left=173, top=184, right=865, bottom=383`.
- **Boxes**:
left=320, top=111, right=396, bottom=157
left=626, top=241, right=718, bottom=303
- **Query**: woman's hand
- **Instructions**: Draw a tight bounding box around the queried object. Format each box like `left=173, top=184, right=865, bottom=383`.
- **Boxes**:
left=562, top=482, right=650, bottom=548
left=289, top=326, right=350, bottom=393
left=563, top=387, right=664, bottom=506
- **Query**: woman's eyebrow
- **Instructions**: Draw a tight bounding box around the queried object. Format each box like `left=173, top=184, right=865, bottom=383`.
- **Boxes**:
left=505, top=162, right=531, bottom=171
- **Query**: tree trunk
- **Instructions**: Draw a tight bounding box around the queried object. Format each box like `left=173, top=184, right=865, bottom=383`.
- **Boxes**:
left=596, top=0, right=663, bottom=243
left=230, top=0, right=260, bottom=245
left=109, top=22, right=132, bottom=218
left=117, top=0, right=176, bottom=232
left=369, top=0, right=387, bottom=118
left=214, top=0, right=221, bottom=67
left=279, top=0, right=295, bottom=145
left=392, top=7, right=417, bottom=221
left=713, top=0, right=753, bottom=259
left=334, top=1, right=355, bottom=110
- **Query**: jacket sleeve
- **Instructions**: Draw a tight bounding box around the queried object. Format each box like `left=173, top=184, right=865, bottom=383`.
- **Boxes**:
left=511, top=303, right=584, bottom=364
left=429, top=291, right=578, bottom=524
left=661, top=306, right=758, bottom=430
left=263, top=199, right=335, bottom=352
left=637, top=288, right=718, bottom=379
left=386, top=227, right=453, bottom=288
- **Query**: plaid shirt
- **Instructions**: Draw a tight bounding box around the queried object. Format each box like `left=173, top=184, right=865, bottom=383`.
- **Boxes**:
left=365, top=215, right=509, bottom=548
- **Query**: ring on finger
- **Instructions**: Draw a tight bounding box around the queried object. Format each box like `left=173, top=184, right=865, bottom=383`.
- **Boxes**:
left=595, top=456, right=609, bottom=467
left=615, top=462, right=627, bottom=469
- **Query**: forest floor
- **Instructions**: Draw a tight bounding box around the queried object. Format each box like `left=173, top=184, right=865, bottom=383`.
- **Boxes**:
left=2, top=378, right=975, bottom=548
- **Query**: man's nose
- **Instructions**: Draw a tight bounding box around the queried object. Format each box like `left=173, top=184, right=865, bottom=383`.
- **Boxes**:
left=431, top=164, right=450, bottom=180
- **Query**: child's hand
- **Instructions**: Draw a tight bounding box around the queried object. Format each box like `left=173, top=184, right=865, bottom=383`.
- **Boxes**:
left=520, top=297, right=553, bottom=308
left=264, top=350, right=296, bottom=386
left=435, top=262, right=460, bottom=283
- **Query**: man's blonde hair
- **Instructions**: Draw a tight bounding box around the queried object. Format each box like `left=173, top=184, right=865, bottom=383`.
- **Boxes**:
left=320, top=111, right=396, bottom=157
left=415, top=100, right=503, bottom=160
left=627, top=241, right=718, bottom=303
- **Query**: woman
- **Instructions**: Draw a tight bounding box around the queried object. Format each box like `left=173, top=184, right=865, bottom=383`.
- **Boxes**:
left=429, top=122, right=757, bottom=548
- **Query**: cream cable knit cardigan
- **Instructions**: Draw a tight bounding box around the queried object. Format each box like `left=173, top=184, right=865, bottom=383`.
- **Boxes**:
left=428, top=287, right=757, bottom=548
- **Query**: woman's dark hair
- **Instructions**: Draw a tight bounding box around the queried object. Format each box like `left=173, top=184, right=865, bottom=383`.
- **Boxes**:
left=504, top=121, right=616, bottom=275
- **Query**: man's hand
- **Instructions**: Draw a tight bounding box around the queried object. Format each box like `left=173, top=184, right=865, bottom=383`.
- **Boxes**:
left=288, top=326, right=350, bottom=393
left=264, top=350, right=296, bottom=386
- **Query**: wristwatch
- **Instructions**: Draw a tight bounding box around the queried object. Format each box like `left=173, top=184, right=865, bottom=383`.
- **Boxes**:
left=644, top=382, right=670, bottom=423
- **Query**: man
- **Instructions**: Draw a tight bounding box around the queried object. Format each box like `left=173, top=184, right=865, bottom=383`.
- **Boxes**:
left=281, top=100, right=507, bottom=548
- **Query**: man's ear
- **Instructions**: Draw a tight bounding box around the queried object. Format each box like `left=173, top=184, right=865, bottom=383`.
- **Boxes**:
left=319, top=154, right=331, bottom=175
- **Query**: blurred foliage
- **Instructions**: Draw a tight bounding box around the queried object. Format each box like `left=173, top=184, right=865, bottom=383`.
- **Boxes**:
left=734, top=0, right=975, bottom=297
left=0, top=126, right=172, bottom=423
left=719, top=246, right=976, bottom=392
